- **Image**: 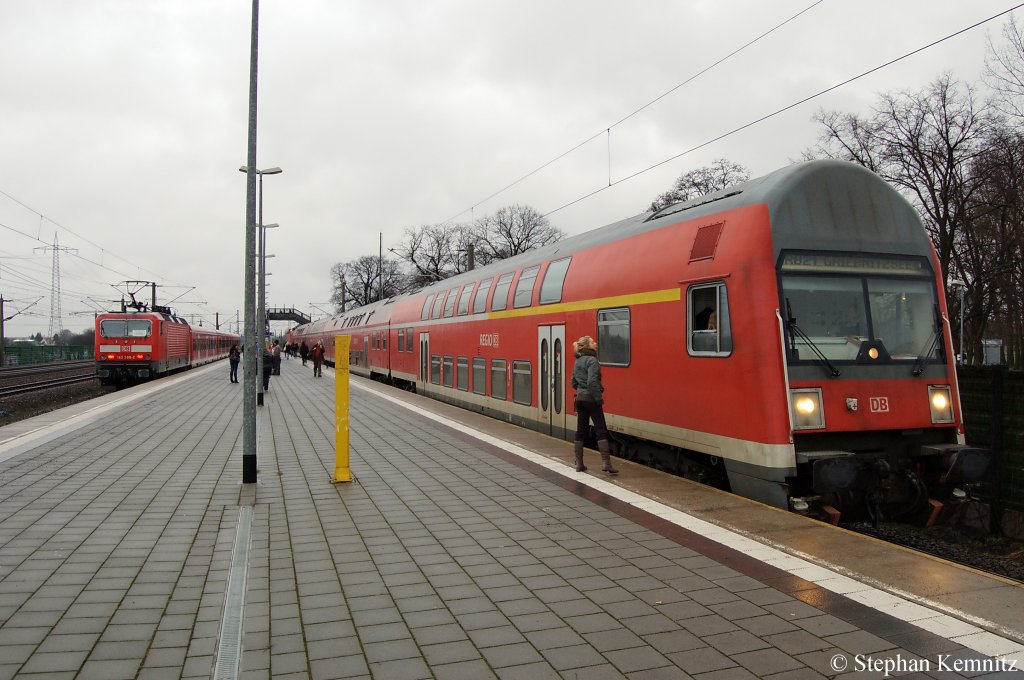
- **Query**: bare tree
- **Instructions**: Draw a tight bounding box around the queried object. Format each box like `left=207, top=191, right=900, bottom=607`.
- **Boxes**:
left=984, top=14, right=1024, bottom=121
left=646, top=159, right=751, bottom=212
left=470, top=204, right=564, bottom=266
left=390, top=223, right=472, bottom=287
left=330, top=256, right=408, bottom=311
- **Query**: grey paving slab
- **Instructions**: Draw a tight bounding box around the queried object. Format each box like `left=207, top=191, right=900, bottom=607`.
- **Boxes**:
left=0, top=363, right=1011, bottom=679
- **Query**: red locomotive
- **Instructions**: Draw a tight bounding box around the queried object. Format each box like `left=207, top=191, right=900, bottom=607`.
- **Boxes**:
left=95, top=306, right=235, bottom=386
left=295, top=160, right=989, bottom=519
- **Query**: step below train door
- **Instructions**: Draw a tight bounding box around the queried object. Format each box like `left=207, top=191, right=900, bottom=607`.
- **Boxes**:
left=537, top=325, right=567, bottom=437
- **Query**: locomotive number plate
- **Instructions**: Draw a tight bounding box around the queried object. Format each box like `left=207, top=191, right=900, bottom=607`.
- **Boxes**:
left=869, top=397, right=889, bottom=413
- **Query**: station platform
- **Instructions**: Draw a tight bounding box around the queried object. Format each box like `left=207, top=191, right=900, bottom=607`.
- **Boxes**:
left=0, top=358, right=1021, bottom=679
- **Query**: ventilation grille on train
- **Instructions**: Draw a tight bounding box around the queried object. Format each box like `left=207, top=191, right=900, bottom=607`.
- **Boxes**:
left=689, top=222, right=725, bottom=262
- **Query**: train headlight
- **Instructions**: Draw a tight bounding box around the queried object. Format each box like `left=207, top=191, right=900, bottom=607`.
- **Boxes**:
left=790, top=388, right=825, bottom=430
left=929, top=385, right=954, bottom=424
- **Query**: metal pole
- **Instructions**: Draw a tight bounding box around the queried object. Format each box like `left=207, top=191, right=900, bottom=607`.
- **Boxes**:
left=257, top=173, right=265, bottom=406
left=959, top=285, right=965, bottom=365
left=242, top=0, right=260, bottom=484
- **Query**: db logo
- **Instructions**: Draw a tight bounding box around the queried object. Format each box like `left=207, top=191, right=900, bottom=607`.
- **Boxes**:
left=869, top=397, right=890, bottom=413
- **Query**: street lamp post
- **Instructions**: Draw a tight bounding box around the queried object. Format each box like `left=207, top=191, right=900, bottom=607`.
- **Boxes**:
left=240, top=166, right=281, bottom=405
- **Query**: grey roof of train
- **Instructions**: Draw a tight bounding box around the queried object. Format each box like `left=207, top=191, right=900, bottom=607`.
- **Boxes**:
left=314, top=159, right=926, bottom=329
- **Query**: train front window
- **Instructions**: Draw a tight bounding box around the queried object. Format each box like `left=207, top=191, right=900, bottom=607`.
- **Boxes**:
left=100, top=319, right=152, bottom=338
left=781, top=255, right=938, bottom=363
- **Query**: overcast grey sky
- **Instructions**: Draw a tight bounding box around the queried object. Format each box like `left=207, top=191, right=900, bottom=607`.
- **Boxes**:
left=0, top=1, right=1013, bottom=339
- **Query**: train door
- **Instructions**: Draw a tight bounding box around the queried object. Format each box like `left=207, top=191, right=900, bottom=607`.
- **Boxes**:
left=537, top=325, right=566, bottom=437
left=419, top=332, right=429, bottom=387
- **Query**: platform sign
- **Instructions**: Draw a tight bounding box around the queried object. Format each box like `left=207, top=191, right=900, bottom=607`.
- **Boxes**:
left=332, top=335, right=352, bottom=483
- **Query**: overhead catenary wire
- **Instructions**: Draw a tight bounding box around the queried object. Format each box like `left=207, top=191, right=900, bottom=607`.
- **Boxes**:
left=541, top=2, right=1024, bottom=218
left=441, top=0, right=828, bottom=224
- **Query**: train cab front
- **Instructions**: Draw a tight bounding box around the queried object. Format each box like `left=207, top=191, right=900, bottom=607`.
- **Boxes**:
left=95, top=316, right=157, bottom=387
left=777, top=251, right=992, bottom=523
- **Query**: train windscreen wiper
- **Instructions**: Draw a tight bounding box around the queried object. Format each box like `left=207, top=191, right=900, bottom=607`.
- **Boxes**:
left=912, top=305, right=942, bottom=376
left=786, top=298, right=841, bottom=377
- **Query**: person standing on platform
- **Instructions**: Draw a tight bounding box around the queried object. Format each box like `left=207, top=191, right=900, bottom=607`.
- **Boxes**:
left=272, top=340, right=282, bottom=375
left=228, top=343, right=241, bottom=383
left=311, top=341, right=324, bottom=378
left=262, top=344, right=274, bottom=391
left=571, top=335, right=617, bottom=474
left=300, top=341, right=309, bottom=366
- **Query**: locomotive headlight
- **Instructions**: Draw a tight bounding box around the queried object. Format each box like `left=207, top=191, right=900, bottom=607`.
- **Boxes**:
left=790, top=388, right=825, bottom=430
left=929, top=385, right=954, bottom=424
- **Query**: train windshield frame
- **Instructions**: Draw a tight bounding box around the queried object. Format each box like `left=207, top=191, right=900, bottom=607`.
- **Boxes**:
left=100, top=319, right=153, bottom=338
left=778, top=251, right=941, bottom=365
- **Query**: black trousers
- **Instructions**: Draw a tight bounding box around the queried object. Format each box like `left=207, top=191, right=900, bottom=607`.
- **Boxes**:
left=575, top=399, right=608, bottom=442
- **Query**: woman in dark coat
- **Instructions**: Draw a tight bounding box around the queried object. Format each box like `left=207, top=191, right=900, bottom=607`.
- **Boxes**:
left=571, top=335, right=617, bottom=474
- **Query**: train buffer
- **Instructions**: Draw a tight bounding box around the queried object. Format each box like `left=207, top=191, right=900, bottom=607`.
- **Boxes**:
left=266, top=306, right=311, bottom=324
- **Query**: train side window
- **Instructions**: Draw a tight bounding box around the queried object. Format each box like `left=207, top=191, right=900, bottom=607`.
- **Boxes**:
left=431, top=355, right=441, bottom=384
left=688, top=282, right=733, bottom=356
left=398, top=328, right=405, bottom=353
left=473, top=278, right=493, bottom=314
left=513, top=266, right=540, bottom=308
left=540, top=257, right=571, bottom=304
left=457, top=283, right=473, bottom=316
left=431, top=293, right=445, bottom=319
left=512, top=360, right=532, bottom=405
left=491, top=273, right=514, bottom=312
left=491, top=359, right=507, bottom=400
left=456, top=357, right=469, bottom=391
left=597, top=308, right=630, bottom=366
left=421, top=295, right=433, bottom=320
left=443, top=356, right=454, bottom=387
left=472, top=357, right=486, bottom=395
left=443, top=288, right=458, bottom=318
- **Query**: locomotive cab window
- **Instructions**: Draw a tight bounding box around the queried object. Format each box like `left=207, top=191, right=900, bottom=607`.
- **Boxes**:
left=779, top=251, right=937, bottom=364
left=597, top=308, right=630, bottom=366
left=688, top=283, right=732, bottom=356
left=100, top=319, right=152, bottom=338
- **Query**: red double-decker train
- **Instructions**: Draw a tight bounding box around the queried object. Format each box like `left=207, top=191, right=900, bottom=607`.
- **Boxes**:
left=295, top=160, right=989, bottom=520
left=95, top=307, right=235, bottom=386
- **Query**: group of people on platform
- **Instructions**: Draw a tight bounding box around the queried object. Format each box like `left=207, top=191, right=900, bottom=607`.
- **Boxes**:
left=226, top=338, right=325, bottom=385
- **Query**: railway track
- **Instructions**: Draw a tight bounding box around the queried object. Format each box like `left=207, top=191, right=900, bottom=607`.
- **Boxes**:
left=0, top=361, right=97, bottom=398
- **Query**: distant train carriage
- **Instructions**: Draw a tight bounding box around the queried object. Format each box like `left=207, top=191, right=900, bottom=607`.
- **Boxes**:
left=295, top=160, right=989, bottom=519
left=95, top=310, right=235, bottom=386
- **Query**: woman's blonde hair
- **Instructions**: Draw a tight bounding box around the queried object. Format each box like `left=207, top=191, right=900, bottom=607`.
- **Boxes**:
left=574, top=335, right=595, bottom=352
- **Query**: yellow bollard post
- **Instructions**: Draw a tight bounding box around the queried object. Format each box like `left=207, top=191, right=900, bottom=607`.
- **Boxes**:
left=332, top=335, right=353, bottom=483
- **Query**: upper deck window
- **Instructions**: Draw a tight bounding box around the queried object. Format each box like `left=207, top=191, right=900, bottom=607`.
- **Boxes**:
left=539, top=257, right=571, bottom=304
left=473, top=278, right=493, bottom=314
left=457, top=284, right=473, bottom=316
left=443, top=287, right=458, bottom=317
left=431, top=292, right=445, bottom=319
left=513, top=266, right=540, bottom=308
left=421, top=295, right=433, bottom=321
left=100, top=319, right=152, bottom=338
left=491, top=273, right=515, bottom=312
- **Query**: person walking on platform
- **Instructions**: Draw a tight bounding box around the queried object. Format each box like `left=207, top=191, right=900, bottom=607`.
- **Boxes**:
left=300, top=341, right=309, bottom=366
left=272, top=340, right=282, bottom=375
left=571, top=335, right=617, bottom=474
left=311, top=341, right=324, bottom=378
left=228, top=343, right=241, bottom=383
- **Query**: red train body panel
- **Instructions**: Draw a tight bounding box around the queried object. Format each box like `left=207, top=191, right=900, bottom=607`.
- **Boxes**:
left=295, top=160, right=989, bottom=517
left=95, top=311, right=236, bottom=386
